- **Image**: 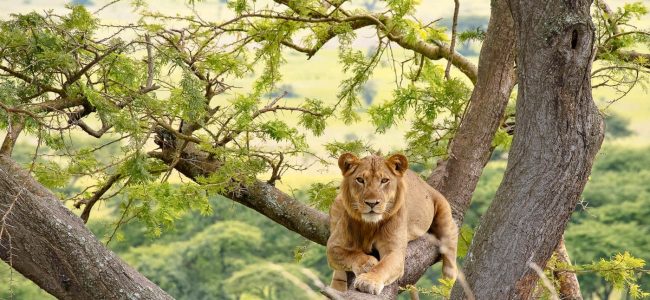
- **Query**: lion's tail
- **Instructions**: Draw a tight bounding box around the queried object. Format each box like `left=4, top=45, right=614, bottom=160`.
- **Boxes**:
left=431, top=195, right=459, bottom=281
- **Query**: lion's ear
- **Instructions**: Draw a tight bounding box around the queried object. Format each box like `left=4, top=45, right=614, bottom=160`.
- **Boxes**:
left=386, top=154, right=408, bottom=176
left=338, top=153, right=359, bottom=175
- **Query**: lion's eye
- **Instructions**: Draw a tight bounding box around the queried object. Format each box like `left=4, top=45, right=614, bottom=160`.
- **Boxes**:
left=381, top=178, right=389, bottom=184
left=355, top=177, right=365, bottom=184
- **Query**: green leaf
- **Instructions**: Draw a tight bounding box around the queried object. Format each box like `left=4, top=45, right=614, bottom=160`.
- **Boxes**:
left=324, top=140, right=368, bottom=158
left=457, top=224, right=474, bottom=258
left=63, top=4, right=98, bottom=32
left=260, top=120, right=297, bottom=142
left=120, top=153, right=155, bottom=184
left=305, top=181, right=338, bottom=211
left=32, top=161, right=70, bottom=189
left=298, top=98, right=333, bottom=136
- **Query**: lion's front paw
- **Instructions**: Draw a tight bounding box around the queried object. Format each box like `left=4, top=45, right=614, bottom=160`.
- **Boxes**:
left=353, top=272, right=384, bottom=295
left=352, top=255, right=379, bottom=276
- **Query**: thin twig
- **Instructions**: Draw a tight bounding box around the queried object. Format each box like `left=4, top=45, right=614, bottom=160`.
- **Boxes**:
left=445, top=0, right=460, bottom=79
left=94, top=0, right=124, bottom=15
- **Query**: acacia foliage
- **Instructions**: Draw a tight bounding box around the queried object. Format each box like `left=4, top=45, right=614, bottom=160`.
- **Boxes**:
left=0, top=0, right=477, bottom=236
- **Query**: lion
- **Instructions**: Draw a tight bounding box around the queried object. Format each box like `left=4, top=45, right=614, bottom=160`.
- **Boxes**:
left=327, top=153, right=458, bottom=295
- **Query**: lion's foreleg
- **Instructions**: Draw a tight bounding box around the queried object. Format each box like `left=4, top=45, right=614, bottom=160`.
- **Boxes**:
left=369, top=250, right=406, bottom=283
left=353, top=249, right=405, bottom=295
left=327, top=245, right=379, bottom=275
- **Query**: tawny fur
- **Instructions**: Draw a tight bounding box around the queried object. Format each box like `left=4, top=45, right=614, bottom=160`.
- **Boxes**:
left=327, top=153, right=458, bottom=295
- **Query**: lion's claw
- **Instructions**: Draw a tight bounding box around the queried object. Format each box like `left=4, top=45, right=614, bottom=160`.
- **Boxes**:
left=354, top=273, right=384, bottom=295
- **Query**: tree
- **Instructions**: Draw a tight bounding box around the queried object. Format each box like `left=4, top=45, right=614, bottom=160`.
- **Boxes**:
left=451, top=0, right=605, bottom=297
left=0, top=1, right=648, bottom=299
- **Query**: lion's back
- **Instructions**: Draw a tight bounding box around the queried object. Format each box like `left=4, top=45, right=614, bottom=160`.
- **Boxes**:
left=403, top=170, right=439, bottom=241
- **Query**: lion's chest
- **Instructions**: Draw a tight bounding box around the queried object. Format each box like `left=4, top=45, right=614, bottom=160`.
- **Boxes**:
left=344, top=216, right=410, bottom=255
left=345, top=223, right=382, bottom=254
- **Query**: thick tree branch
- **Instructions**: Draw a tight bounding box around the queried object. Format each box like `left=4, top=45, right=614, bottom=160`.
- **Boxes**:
left=148, top=149, right=331, bottom=244
left=31, top=97, right=86, bottom=113
left=0, top=155, right=171, bottom=299
left=0, top=117, right=25, bottom=156
left=427, top=0, right=516, bottom=224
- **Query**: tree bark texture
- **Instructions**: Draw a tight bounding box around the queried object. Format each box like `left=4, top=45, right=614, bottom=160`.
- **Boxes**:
left=0, top=155, right=172, bottom=300
left=427, top=0, right=516, bottom=224
left=452, top=0, right=604, bottom=298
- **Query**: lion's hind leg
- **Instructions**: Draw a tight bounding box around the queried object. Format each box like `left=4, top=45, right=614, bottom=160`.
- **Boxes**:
left=330, top=270, right=348, bottom=291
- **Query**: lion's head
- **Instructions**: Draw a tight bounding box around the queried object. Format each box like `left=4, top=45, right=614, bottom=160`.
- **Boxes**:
left=337, top=153, right=408, bottom=223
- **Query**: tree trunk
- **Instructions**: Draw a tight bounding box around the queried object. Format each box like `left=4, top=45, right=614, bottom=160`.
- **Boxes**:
left=0, top=155, right=172, bottom=300
left=452, top=0, right=604, bottom=298
left=427, top=0, right=516, bottom=224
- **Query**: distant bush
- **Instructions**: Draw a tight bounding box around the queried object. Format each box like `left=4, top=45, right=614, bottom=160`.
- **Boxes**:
left=72, top=0, right=94, bottom=6
left=604, top=113, right=634, bottom=139
left=362, top=81, right=377, bottom=105
left=266, top=84, right=299, bottom=98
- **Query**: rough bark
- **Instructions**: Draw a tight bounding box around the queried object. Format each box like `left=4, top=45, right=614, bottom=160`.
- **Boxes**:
left=426, top=0, right=516, bottom=224
left=0, top=155, right=172, bottom=300
left=452, top=0, right=604, bottom=298
left=554, top=237, right=583, bottom=300
left=0, top=118, right=25, bottom=156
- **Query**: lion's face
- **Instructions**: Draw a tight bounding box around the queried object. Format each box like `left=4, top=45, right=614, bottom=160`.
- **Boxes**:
left=338, top=153, right=408, bottom=223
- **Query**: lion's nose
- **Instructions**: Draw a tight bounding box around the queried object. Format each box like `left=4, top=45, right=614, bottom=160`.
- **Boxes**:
left=365, top=200, right=379, bottom=208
